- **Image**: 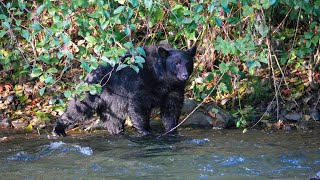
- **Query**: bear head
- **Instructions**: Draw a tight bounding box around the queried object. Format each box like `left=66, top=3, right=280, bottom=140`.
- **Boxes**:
left=157, top=46, right=197, bottom=82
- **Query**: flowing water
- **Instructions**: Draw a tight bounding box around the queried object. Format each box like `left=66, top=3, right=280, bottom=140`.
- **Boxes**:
left=0, top=127, right=319, bottom=180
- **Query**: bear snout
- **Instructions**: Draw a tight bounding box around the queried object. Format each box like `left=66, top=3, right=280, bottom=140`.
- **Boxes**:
left=179, top=73, right=189, bottom=81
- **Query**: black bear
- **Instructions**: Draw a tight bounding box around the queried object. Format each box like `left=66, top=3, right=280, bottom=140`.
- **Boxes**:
left=53, top=44, right=197, bottom=136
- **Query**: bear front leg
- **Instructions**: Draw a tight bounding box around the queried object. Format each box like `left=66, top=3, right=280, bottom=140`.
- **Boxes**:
left=53, top=94, right=98, bottom=136
left=128, top=103, right=152, bottom=135
left=99, top=112, right=125, bottom=135
left=160, top=91, right=184, bottom=133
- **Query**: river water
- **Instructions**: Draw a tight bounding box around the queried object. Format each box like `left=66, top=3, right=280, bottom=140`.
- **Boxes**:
left=0, top=127, right=319, bottom=179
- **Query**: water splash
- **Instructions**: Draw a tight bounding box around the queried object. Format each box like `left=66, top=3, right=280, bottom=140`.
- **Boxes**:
left=7, top=141, right=93, bottom=161
left=187, top=138, right=210, bottom=145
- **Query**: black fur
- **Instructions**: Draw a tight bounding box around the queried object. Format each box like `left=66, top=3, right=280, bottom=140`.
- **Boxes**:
left=53, top=45, right=197, bottom=136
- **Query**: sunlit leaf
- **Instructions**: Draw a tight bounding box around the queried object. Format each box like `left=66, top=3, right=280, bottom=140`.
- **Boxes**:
left=85, top=36, right=98, bottom=44
left=25, top=124, right=33, bottom=131
left=81, top=61, right=91, bottom=72
left=124, top=26, right=131, bottom=36
left=219, top=62, right=229, bottom=73
left=39, top=87, right=45, bottom=96
left=135, top=56, right=145, bottom=64
left=64, top=90, right=72, bottom=98
left=36, top=4, right=45, bottom=15
left=218, top=83, right=227, bottom=92
left=136, top=47, right=146, bottom=57
left=31, top=22, right=42, bottom=31
left=131, top=0, right=139, bottom=7
left=194, top=5, right=203, bottom=13
left=124, top=41, right=133, bottom=48
left=221, top=0, right=228, bottom=8
left=131, top=65, right=139, bottom=73
left=236, top=120, right=241, bottom=128
left=0, top=30, right=7, bottom=38
left=31, top=66, right=43, bottom=78
left=215, top=17, right=222, bottom=27
left=2, top=21, right=10, bottom=29
left=114, top=6, right=124, bottom=14
left=144, top=0, right=153, bottom=9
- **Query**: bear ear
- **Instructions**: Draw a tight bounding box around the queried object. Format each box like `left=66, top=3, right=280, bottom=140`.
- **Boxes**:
left=187, top=46, right=197, bottom=56
left=157, top=47, right=170, bottom=59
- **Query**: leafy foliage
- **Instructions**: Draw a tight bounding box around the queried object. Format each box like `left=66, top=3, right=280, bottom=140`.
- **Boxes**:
left=0, top=0, right=320, bottom=129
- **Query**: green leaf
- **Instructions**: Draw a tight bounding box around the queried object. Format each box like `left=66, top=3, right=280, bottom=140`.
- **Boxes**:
left=124, top=41, right=133, bottom=48
left=2, top=21, right=10, bottom=29
left=31, top=22, right=42, bottom=31
left=215, top=17, right=222, bottom=27
left=218, top=82, right=228, bottom=92
left=116, top=64, right=129, bottom=71
left=89, top=84, right=102, bottom=95
left=21, top=30, right=30, bottom=41
left=81, top=61, right=91, bottom=72
left=131, top=65, right=140, bottom=73
left=236, top=120, right=241, bottom=128
left=243, top=5, right=254, bottom=16
left=124, top=26, right=131, bottom=36
left=39, top=87, right=45, bottom=96
left=103, top=10, right=110, bottom=18
left=136, top=47, right=146, bottom=57
left=48, top=8, right=56, bottom=16
left=61, top=33, right=70, bottom=45
left=248, top=60, right=261, bottom=69
left=144, top=0, right=153, bottom=9
left=114, top=6, right=125, bottom=14
left=44, top=75, right=53, bottom=84
left=257, top=22, right=269, bottom=37
left=304, top=32, right=314, bottom=39
left=135, top=56, right=145, bottom=64
left=47, top=68, right=58, bottom=74
left=85, top=36, right=98, bottom=44
left=0, top=30, right=7, bottom=38
left=221, top=0, right=228, bottom=8
left=311, top=36, right=319, bottom=45
left=127, top=7, right=134, bottom=19
left=57, top=51, right=64, bottom=59
left=194, top=5, right=203, bottom=13
left=131, top=0, right=139, bottom=7
left=206, top=73, right=214, bottom=81
left=19, top=1, right=26, bottom=10
left=31, top=66, right=43, bottom=78
left=64, top=90, right=72, bottom=98
left=219, top=62, right=229, bottom=73
left=211, top=107, right=219, bottom=114
left=269, top=0, right=276, bottom=5
left=208, top=4, right=214, bottom=13
left=36, top=5, right=45, bottom=16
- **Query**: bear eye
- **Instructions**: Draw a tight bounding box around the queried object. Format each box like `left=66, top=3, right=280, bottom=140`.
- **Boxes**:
left=175, top=62, right=180, bottom=66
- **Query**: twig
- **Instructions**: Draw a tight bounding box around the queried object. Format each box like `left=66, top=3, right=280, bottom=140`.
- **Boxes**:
left=100, top=66, right=115, bottom=87
left=313, top=93, right=320, bottom=111
left=250, top=96, right=276, bottom=128
left=271, top=7, right=292, bottom=35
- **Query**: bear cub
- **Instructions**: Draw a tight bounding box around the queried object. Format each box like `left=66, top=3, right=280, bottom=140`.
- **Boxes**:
left=53, top=45, right=197, bottom=136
